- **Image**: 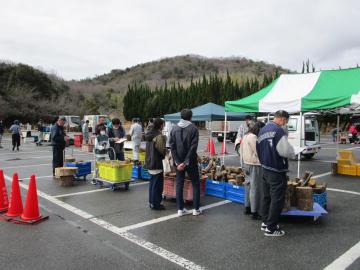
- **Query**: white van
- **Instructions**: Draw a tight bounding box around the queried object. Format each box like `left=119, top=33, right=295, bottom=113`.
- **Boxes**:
left=236, top=114, right=321, bottom=159
left=84, top=115, right=108, bottom=133
left=59, top=115, right=81, bottom=130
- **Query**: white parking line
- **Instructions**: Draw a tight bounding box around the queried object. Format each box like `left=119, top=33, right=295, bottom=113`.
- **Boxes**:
left=313, top=172, right=332, bottom=179
left=19, top=175, right=54, bottom=181
left=53, top=181, right=150, bottom=198
left=323, top=241, right=360, bottom=270
left=2, top=163, right=51, bottom=169
left=327, top=188, right=360, bottom=196
left=117, top=200, right=231, bottom=232
left=3, top=174, right=205, bottom=270
left=0, top=153, right=91, bottom=162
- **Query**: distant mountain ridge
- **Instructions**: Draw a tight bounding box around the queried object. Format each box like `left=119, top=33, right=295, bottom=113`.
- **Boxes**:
left=67, top=54, right=290, bottom=95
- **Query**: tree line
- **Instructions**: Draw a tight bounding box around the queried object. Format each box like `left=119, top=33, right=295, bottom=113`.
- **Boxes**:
left=123, top=71, right=279, bottom=121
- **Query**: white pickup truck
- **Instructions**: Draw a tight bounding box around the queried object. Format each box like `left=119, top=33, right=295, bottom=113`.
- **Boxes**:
left=235, top=114, right=321, bottom=159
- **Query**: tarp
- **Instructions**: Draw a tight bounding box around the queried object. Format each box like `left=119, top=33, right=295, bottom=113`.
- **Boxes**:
left=225, top=67, right=360, bottom=113
left=164, top=102, right=249, bottom=122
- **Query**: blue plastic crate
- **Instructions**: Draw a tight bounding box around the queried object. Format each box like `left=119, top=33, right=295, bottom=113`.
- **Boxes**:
left=205, top=180, right=226, bottom=199
left=313, top=192, right=327, bottom=209
left=225, top=183, right=245, bottom=204
left=131, top=166, right=142, bottom=179
left=65, top=162, right=91, bottom=178
left=141, top=167, right=152, bottom=180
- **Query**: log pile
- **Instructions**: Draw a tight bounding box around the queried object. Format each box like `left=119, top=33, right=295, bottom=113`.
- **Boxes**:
left=284, top=171, right=327, bottom=211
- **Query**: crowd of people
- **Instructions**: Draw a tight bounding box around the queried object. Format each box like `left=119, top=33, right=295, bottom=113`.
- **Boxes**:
left=0, top=111, right=357, bottom=237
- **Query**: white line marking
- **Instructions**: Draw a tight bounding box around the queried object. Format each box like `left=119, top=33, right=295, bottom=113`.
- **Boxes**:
left=323, top=241, right=360, bottom=270
left=118, top=200, right=231, bottom=232
left=312, top=172, right=332, bottom=179
left=312, top=160, right=336, bottom=163
left=53, top=182, right=149, bottom=198
left=0, top=153, right=91, bottom=162
left=1, top=160, right=94, bottom=169
left=0, top=150, right=51, bottom=156
left=19, top=175, right=54, bottom=181
left=3, top=174, right=205, bottom=270
left=90, top=218, right=204, bottom=270
left=327, top=188, right=360, bottom=196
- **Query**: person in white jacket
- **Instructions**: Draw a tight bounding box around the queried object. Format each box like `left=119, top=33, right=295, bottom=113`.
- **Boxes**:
left=240, top=121, right=265, bottom=219
left=129, top=118, right=143, bottom=163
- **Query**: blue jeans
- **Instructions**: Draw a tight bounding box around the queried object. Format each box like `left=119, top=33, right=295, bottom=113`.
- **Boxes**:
left=176, top=166, right=200, bottom=210
left=149, top=173, right=164, bottom=208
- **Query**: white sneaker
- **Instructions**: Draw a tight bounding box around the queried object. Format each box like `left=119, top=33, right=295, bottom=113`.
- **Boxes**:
left=264, top=228, right=285, bottom=237
left=261, top=222, right=280, bottom=231
left=177, top=208, right=190, bottom=217
left=192, top=209, right=202, bottom=216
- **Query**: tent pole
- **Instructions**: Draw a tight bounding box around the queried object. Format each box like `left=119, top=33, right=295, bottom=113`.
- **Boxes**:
left=222, top=112, right=227, bottom=165
left=336, top=114, right=340, bottom=154
left=297, top=112, right=303, bottom=178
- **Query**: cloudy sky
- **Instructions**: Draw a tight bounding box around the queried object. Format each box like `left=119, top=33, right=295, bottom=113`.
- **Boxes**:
left=1, top=0, right=359, bottom=80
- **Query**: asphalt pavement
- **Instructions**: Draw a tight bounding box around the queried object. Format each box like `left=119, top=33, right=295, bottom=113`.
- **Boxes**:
left=0, top=133, right=360, bottom=270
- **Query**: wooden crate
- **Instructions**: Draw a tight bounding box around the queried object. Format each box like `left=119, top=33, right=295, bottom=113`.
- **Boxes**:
left=64, top=157, right=76, bottom=163
left=296, top=186, right=313, bottom=211
left=55, top=167, right=78, bottom=177
left=82, top=144, right=94, bottom=153
left=58, top=175, right=74, bottom=187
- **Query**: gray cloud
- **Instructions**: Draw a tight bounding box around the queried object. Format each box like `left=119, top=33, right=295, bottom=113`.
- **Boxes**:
left=1, top=0, right=359, bottom=79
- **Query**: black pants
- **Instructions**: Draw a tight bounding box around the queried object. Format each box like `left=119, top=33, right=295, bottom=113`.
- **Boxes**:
left=12, top=133, right=21, bottom=149
left=149, top=173, right=164, bottom=208
left=176, top=166, right=200, bottom=210
left=261, top=169, right=287, bottom=231
left=109, top=151, right=125, bottom=161
left=53, top=146, right=64, bottom=175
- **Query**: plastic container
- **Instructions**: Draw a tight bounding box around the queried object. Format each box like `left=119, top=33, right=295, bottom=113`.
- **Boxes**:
left=74, top=134, right=83, bottom=147
left=98, top=163, right=132, bottom=182
left=205, top=180, right=226, bottom=199
left=65, top=162, right=91, bottom=178
left=141, top=167, right=151, bottom=180
left=337, top=164, right=357, bottom=176
left=132, top=165, right=142, bottom=179
left=124, top=150, right=145, bottom=161
left=357, top=164, right=360, bottom=176
left=313, top=192, right=327, bottom=209
left=163, top=176, right=206, bottom=201
left=225, top=183, right=245, bottom=204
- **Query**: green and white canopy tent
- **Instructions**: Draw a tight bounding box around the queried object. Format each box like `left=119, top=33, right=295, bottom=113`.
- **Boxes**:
left=225, top=67, right=360, bottom=113
left=224, top=67, right=360, bottom=176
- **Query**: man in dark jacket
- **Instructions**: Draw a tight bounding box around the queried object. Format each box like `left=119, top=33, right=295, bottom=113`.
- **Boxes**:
left=256, top=110, right=295, bottom=237
left=107, top=118, right=126, bottom=161
left=95, top=117, right=106, bottom=135
left=145, top=118, right=166, bottom=210
left=51, top=116, right=68, bottom=176
left=170, top=109, right=201, bottom=216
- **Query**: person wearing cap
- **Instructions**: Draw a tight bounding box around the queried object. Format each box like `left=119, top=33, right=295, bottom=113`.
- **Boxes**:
left=256, top=110, right=295, bottom=237
left=129, top=118, right=143, bottom=164
left=9, top=120, right=21, bottom=151
left=51, top=116, right=69, bottom=176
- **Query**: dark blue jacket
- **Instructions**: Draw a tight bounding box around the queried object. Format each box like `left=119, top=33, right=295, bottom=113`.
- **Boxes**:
left=51, top=124, right=66, bottom=149
left=170, top=123, right=199, bottom=168
left=256, top=122, right=288, bottom=172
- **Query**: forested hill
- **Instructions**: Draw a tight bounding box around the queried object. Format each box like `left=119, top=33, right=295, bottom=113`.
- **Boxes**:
left=0, top=55, right=290, bottom=124
left=0, top=62, right=84, bottom=124
left=67, top=55, right=290, bottom=95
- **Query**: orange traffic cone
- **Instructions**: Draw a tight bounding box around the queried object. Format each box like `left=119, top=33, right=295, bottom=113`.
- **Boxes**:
left=221, top=142, right=227, bottom=155
left=21, top=175, right=41, bottom=221
left=205, top=139, right=210, bottom=152
left=4, top=173, right=23, bottom=218
left=210, top=138, right=216, bottom=156
left=0, top=170, right=9, bottom=213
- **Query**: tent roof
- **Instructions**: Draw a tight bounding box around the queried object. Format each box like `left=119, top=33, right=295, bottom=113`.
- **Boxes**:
left=225, top=67, right=360, bottom=113
left=164, top=102, right=249, bottom=122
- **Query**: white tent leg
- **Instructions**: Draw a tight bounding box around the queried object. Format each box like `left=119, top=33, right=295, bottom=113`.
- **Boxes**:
left=336, top=114, right=340, bottom=154
left=297, top=112, right=303, bottom=178
left=222, top=112, right=227, bottom=165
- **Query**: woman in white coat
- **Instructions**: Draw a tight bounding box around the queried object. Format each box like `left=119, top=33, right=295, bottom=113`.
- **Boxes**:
left=240, top=121, right=265, bottom=219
